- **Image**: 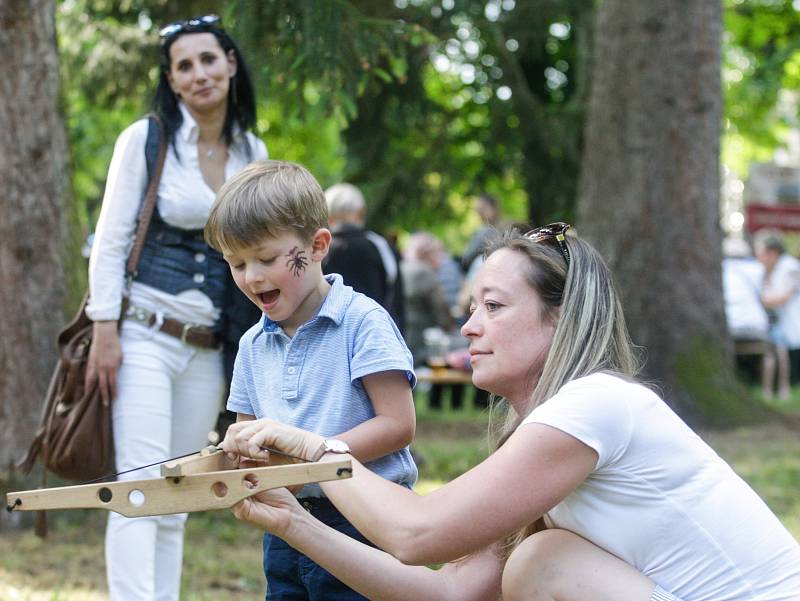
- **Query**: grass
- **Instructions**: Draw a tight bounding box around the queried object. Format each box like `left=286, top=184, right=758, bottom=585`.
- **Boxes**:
left=1, top=387, right=798, bottom=600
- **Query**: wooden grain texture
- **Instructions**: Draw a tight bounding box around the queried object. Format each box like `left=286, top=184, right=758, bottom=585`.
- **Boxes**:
left=7, top=458, right=352, bottom=517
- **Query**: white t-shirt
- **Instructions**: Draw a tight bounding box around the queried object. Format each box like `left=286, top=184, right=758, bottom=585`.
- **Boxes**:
left=520, top=373, right=800, bottom=601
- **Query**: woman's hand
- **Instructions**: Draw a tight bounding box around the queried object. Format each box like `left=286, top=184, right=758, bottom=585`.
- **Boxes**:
left=220, top=418, right=324, bottom=463
left=230, top=487, right=304, bottom=538
left=85, top=320, right=122, bottom=403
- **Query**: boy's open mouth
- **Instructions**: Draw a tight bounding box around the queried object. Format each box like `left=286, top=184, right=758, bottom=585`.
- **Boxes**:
left=258, top=290, right=280, bottom=306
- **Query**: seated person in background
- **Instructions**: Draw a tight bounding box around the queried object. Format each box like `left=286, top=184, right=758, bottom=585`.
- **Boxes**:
left=401, top=232, right=454, bottom=366
left=205, top=160, right=417, bottom=601
left=223, top=224, right=800, bottom=601
left=323, top=182, right=405, bottom=333
left=401, top=232, right=463, bottom=410
left=754, top=229, right=800, bottom=401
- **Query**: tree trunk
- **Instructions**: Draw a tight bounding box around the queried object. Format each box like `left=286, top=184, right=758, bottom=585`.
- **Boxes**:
left=577, top=0, right=761, bottom=426
left=0, top=0, right=69, bottom=474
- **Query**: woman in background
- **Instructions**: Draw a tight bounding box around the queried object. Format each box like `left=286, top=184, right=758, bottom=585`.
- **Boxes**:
left=85, top=15, right=267, bottom=601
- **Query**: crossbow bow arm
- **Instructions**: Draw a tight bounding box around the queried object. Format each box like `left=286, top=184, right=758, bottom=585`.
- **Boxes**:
left=6, top=458, right=352, bottom=518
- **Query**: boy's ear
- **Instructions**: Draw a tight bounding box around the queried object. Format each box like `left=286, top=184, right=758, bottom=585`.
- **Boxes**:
left=310, top=228, right=332, bottom=261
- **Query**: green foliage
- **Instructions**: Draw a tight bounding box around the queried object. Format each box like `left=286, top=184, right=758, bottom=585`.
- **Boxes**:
left=723, top=0, right=800, bottom=176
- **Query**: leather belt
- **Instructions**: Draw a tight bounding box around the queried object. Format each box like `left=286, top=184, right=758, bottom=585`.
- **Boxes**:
left=125, top=305, right=220, bottom=350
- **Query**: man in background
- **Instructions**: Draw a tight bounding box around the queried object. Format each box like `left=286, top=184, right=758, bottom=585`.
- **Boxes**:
left=323, top=183, right=405, bottom=333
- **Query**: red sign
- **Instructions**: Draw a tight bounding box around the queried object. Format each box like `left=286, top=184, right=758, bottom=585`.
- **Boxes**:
left=746, top=203, right=800, bottom=233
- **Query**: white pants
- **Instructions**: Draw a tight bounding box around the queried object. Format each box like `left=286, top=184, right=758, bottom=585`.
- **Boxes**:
left=106, top=320, right=225, bottom=601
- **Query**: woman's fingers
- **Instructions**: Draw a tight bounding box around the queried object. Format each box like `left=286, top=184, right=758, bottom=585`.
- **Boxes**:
left=230, top=488, right=300, bottom=536
left=87, top=322, right=122, bottom=403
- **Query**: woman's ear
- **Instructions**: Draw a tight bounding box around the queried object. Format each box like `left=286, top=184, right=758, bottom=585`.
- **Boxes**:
left=310, top=228, right=332, bottom=262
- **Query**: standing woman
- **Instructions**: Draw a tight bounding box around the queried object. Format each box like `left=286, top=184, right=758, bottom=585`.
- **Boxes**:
left=84, top=15, right=267, bottom=601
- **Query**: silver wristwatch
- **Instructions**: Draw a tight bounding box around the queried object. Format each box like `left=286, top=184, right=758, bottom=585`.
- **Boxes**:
left=313, top=438, right=351, bottom=461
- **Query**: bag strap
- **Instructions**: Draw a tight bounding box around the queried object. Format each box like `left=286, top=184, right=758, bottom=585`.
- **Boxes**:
left=125, top=115, right=167, bottom=284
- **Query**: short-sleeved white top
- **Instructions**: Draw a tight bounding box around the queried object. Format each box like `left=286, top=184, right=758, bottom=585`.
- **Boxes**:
left=520, top=372, right=800, bottom=601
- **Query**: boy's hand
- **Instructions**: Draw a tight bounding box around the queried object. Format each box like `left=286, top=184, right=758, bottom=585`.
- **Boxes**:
left=220, top=418, right=325, bottom=464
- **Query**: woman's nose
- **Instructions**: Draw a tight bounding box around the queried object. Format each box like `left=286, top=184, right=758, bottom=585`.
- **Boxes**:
left=461, top=312, right=479, bottom=338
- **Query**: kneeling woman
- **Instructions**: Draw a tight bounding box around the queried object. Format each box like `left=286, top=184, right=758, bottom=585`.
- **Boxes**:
left=222, top=225, right=800, bottom=601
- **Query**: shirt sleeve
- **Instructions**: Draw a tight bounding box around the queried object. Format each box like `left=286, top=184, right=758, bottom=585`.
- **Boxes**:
left=519, top=375, right=633, bottom=470
left=256, top=136, right=268, bottom=160
left=86, top=119, right=149, bottom=321
left=226, top=333, right=257, bottom=416
left=350, top=308, right=416, bottom=387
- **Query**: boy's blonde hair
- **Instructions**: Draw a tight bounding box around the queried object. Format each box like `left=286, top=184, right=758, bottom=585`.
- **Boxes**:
left=205, top=160, right=328, bottom=251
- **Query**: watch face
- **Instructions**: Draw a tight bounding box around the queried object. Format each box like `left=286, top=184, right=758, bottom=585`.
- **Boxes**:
left=325, top=439, right=350, bottom=454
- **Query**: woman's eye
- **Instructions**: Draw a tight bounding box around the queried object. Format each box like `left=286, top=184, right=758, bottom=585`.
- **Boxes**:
left=485, top=301, right=501, bottom=312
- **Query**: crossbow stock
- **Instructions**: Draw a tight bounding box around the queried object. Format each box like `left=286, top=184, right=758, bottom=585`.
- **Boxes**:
left=6, top=447, right=352, bottom=517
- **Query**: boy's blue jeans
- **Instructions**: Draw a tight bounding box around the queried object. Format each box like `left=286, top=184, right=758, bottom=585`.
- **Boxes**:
left=262, top=497, right=373, bottom=601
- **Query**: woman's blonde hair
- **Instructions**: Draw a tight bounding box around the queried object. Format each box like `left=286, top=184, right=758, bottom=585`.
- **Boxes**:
left=485, top=227, right=641, bottom=554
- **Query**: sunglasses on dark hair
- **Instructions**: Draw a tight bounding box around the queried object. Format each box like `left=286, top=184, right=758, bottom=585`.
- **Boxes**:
left=524, top=222, right=571, bottom=267
left=159, top=14, right=221, bottom=39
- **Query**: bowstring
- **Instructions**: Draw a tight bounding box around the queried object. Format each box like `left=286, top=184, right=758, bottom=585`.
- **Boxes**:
left=78, top=445, right=308, bottom=485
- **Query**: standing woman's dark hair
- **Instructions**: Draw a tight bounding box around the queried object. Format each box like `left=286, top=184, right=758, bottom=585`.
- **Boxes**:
left=153, top=15, right=257, bottom=159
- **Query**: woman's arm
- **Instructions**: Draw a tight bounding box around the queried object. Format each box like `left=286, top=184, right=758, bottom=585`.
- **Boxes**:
left=334, top=370, right=415, bottom=463
left=87, top=120, right=149, bottom=321
left=231, top=487, right=504, bottom=601
left=84, top=120, right=150, bottom=401
left=222, top=419, right=597, bottom=565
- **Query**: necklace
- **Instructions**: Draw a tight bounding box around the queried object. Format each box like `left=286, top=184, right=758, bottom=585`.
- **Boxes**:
left=202, top=141, right=222, bottom=160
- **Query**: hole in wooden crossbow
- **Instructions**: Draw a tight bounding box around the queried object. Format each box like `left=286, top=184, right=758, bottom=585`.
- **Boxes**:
left=212, top=482, right=228, bottom=498
left=242, top=473, right=259, bottom=489
left=128, top=489, right=145, bottom=507
left=98, top=487, right=113, bottom=503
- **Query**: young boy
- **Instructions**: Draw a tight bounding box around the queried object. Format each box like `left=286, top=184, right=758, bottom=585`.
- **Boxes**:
left=205, top=160, right=417, bottom=600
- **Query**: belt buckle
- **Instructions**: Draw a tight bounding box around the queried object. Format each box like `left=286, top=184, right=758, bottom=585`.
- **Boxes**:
left=148, top=310, right=164, bottom=334
left=181, top=322, right=199, bottom=345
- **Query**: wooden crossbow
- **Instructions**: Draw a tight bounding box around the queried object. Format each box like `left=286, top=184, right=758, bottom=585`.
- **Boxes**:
left=6, top=447, right=352, bottom=518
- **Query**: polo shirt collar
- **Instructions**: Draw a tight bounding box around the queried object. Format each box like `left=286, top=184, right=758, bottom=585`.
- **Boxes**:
left=258, top=274, right=353, bottom=336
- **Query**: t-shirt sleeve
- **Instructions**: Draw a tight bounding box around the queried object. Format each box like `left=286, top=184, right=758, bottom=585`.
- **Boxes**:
left=350, top=308, right=416, bottom=387
left=519, top=375, right=633, bottom=470
left=226, top=334, right=257, bottom=416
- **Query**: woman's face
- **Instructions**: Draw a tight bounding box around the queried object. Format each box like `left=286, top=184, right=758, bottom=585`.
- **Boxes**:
left=167, top=32, right=236, bottom=116
left=461, top=248, right=556, bottom=409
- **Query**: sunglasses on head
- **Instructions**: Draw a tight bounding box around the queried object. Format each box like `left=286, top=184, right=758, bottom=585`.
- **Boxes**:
left=159, top=14, right=221, bottom=39
left=524, top=222, right=571, bottom=267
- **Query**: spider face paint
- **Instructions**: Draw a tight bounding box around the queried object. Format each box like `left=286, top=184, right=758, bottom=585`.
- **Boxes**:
left=223, top=231, right=330, bottom=337
left=286, top=247, right=309, bottom=277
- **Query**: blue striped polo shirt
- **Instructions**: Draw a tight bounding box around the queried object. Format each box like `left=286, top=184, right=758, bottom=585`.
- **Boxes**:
left=227, top=273, right=418, bottom=496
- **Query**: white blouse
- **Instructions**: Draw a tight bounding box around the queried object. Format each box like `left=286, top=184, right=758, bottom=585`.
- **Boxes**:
left=86, top=103, right=268, bottom=325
